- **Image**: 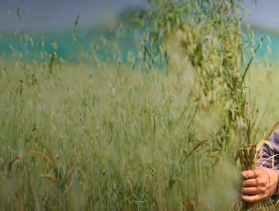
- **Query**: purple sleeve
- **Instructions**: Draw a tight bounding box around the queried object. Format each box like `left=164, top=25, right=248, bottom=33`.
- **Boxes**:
left=257, top=129, right=279, bottom=169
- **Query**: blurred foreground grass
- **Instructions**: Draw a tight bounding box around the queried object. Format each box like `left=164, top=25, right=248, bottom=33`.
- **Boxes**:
left=0, top=58, right=277, bottom=210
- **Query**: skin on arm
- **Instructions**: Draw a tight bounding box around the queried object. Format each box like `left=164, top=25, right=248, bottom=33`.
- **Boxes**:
left=242, top=167, right=278, bottom=203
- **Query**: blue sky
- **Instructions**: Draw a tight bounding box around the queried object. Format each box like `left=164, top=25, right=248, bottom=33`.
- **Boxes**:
left=0, top=0, right=278, bottom=32
left=0, top=0, right=147, bottom=32
left=241, top=0, right=279, bottom=30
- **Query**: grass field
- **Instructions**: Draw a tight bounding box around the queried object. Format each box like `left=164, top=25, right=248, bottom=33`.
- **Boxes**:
left=1, top=0, right=279, bottom=210
left=0, top=56, right=278, bottom=210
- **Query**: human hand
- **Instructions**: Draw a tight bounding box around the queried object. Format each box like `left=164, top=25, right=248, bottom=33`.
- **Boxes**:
left=242, top=167, right=279, bottom=202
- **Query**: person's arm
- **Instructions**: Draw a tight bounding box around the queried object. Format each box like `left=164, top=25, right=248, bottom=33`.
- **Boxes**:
left=242, top=129, right=279, bottom=202
left=257, top=129, right=279, bottom=169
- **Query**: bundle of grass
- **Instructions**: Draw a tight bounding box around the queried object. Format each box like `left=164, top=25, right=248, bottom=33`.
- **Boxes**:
left=235, top=122, right=279, bottom=211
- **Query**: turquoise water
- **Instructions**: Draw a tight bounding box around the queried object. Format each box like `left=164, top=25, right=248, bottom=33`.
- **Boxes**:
left=0, top=24, right=143, bottom=64
left=0, top=24, right=279, bottom=64
left=250, top=29, right=279, bottom=61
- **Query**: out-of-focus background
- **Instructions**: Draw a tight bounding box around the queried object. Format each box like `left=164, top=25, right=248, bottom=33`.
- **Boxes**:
left=0, top=0, right=278, bottom=32
left=241, top=0, right=279, bottom=30
left=0, top=0, right=147, bottom=31
left=0, top=0, right=279, bottom=62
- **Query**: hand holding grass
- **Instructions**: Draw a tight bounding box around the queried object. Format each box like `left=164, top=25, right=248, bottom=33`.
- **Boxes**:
left=242, top=168, right=279, bottom=203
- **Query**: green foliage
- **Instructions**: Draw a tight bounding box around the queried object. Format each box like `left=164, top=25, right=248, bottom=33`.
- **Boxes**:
left=130, top=0, right=259, bottom=157
left=0, top=0, right=275, bottom=210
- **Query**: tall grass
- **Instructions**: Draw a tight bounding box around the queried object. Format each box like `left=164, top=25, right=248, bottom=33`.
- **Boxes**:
left=0, top=0, right=277, bottom=210
left=0, top=61, right=231, bottom=210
